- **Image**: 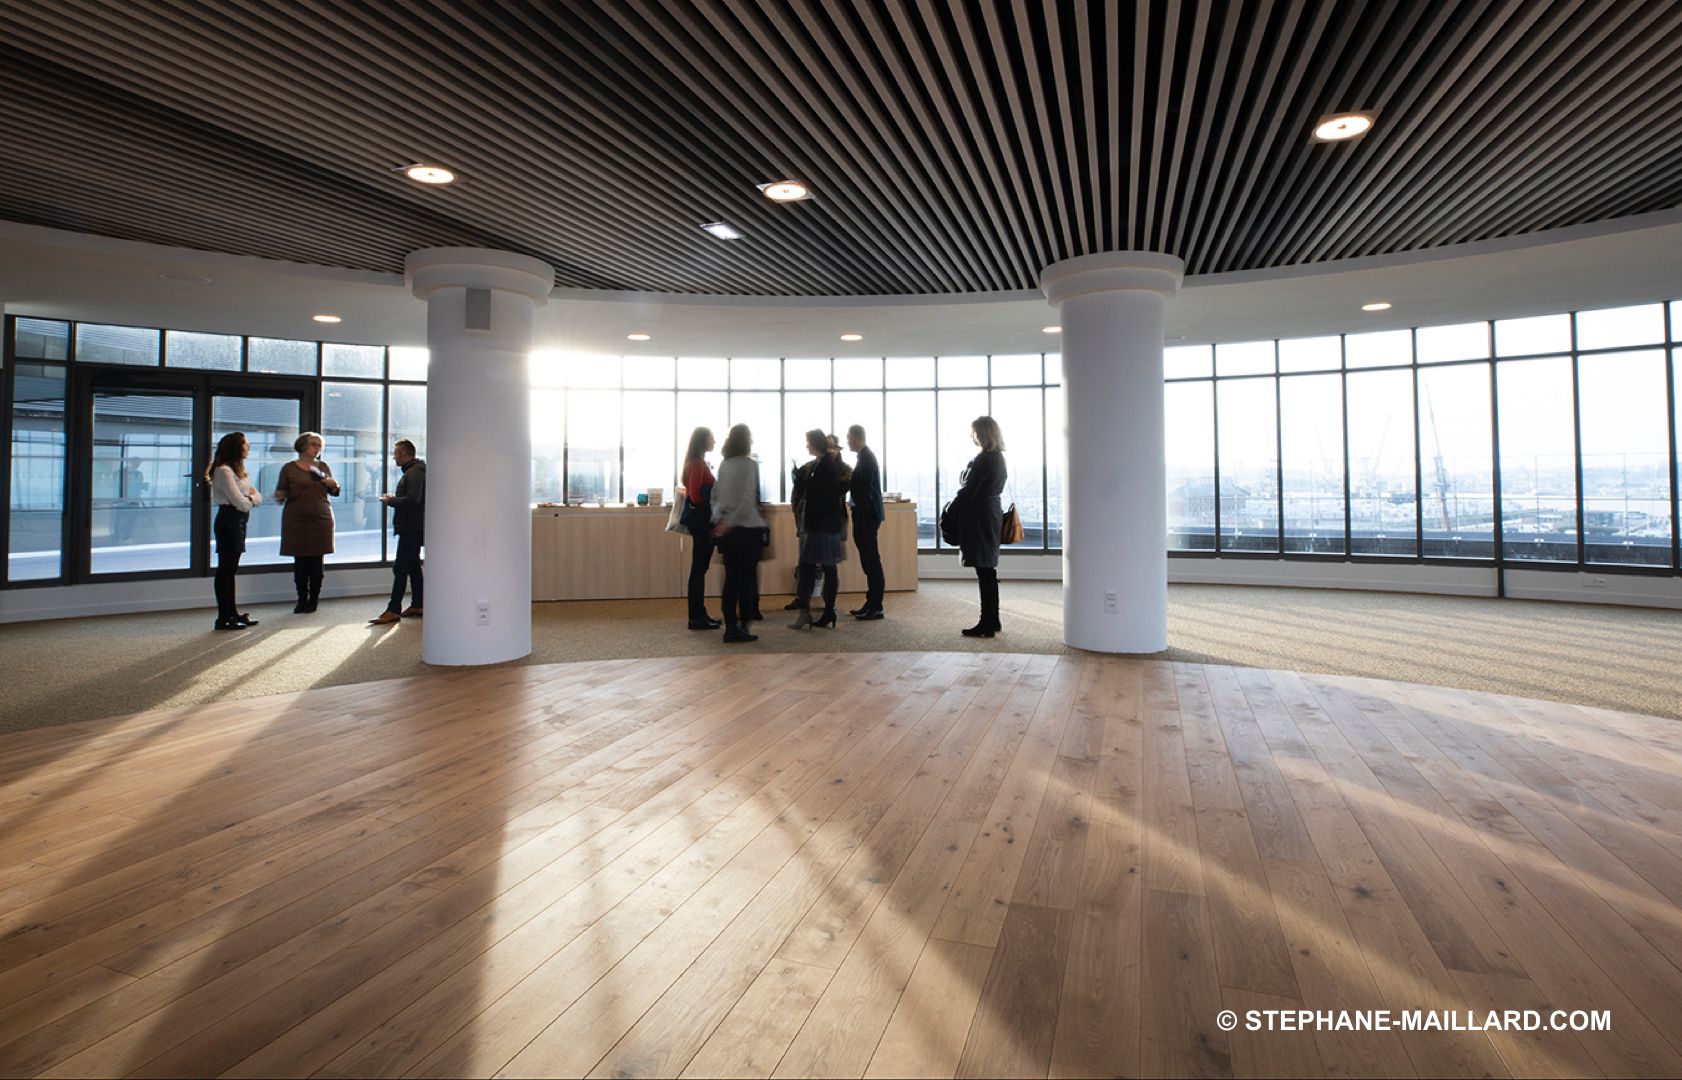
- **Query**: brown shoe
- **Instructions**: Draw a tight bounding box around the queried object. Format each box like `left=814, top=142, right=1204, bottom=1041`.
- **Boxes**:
left=368, top=610, right=401, bottom=625
left=400, top=606, right=423, bottom=618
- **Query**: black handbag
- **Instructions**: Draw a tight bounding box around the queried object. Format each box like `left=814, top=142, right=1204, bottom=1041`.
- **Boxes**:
left=939, top=500, right=960, bottom=546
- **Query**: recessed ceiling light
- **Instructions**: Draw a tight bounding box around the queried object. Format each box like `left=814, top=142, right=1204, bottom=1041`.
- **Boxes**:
left=313, top=314, right=343, bottom=324
left=403, top=164, right=456, bottom=184
left=700, top=222, right=743, bottom=240
left=1362, top=301, right=1392, bottom=312
left=626, top=333, right=651, bottom=341
left=159, top=271, right=211, bottom=284
left=839, top=333, right=863, bottom=342
left=1042, top=325, right=1061, bottom=334
left=1312, top=111, right=1375, bottom=142
left=758, top=180, right=811, bottom=202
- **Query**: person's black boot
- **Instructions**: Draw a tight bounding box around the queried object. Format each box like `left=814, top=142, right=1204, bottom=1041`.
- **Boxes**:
left=292, top=570, right=309, bottom=613
left=305, top=572, right=323, bottom=613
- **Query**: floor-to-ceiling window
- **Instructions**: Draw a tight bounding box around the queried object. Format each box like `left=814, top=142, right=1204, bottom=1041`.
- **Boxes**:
left=3, top=315, right=426, bottom=587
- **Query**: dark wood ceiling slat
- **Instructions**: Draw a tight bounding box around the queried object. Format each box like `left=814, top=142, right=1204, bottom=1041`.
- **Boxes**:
left=1199, top=0, right=1334, bottom=271
left=1289, top=1, right=1510, bottom=264
left=716, top=0, right=976, bottom=291
left=1007, top=0, right=1076, bottom=260
left=1306, top=0, right=1550, bottom=263
left=873, top=0, right=1041, bottom=284
left=1375, top=1, right=1676, bottom=254
left=1165, top=0, right=1241, bottom=261
left=3, top=0, right=1678, bottom=293
left=787, top=2, right=1009, bottom=291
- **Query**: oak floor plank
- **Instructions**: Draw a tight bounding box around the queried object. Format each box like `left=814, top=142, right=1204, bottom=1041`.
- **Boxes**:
left=0, top=653, right=1676, bottom=1079
left=404, top=655, right=971, bottom=1079
left=863, top=938, right=993, bottom=1080
left=929, top=656, right=1082, bottom=948
left=681, top=959, right=835, bottom=1080
left=578, top=658, right=989, bottom=1080
left=954, top=902, right=1071, bottom=1079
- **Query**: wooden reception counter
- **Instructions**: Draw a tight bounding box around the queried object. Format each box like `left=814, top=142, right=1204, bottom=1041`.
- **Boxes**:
left=532, top=502, right=919, bottom=602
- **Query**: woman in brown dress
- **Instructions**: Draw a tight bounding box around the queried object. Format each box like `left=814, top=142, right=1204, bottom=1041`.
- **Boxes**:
left=273, top=430, right=340, bottom=613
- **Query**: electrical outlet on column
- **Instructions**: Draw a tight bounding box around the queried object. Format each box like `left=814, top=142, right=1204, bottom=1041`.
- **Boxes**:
left=1104, top=590, right=1119, bottom=615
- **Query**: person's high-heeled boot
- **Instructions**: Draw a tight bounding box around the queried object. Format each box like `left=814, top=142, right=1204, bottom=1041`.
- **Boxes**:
left=305, top=572, right=323, bottom=613
left=788, top=605, right=814, bottom=630
left=292, top=570, right=309, bottom=614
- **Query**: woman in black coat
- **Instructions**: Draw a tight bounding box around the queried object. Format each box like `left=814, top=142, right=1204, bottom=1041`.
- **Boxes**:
left=790, top=429, right=849, bottom=629
left=942, top=415, right=1007, bottom=637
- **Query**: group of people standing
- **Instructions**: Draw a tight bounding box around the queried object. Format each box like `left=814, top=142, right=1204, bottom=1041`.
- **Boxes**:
left=206, top=431, right=424, bottom=630
left=678, top=414, right=1008, bottom=642
left=203, top=412, right=1007, bottom=642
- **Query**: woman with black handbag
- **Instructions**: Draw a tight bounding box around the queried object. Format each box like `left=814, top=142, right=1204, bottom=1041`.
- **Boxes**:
left=680, top=426, right=720, bottom=630
left=943, top=415, right=1008, bottom=637
left=711, top=424, right=767, bottom=643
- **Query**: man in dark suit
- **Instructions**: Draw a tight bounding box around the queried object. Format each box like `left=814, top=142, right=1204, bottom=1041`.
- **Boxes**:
left=370, top=439, right=425, bottom=625
left=846, top=424, right=886, bottom=620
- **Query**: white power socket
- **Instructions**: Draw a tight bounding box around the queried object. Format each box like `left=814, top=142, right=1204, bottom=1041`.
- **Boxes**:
left=476, top=600, right=491, bottom=625
left=1103, top=590, right=1118, bottom=614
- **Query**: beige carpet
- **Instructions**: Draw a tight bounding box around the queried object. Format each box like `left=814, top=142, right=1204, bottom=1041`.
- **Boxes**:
left=2, top=582, right=1679, bottom=732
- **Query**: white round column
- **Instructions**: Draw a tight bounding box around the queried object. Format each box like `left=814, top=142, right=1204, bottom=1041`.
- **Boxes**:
left=1041, top=252, right=1185, bottom=653
left=406, top=248, right=554, bottom=666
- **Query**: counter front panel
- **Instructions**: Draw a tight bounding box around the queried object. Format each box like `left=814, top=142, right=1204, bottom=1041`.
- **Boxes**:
left=532, top=503, right=919, bottom=602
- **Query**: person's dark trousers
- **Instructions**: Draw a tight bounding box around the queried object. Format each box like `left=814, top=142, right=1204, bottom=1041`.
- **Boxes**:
left=852, top=512, right=884, bottom=610
left=976, top=567, right=1000, bottom=630
left=686, top=521, right=716, bottom=622
left=388, top=532, right=424, bottom=614
left=719, top=530, right=760, bottom=627
left=213, top=548, right=242, bottom=623
left=213, top=506, right=245, bottom=623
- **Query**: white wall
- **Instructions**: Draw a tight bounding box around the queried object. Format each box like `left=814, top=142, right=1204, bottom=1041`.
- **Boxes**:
left=0, top=567, right=395, bottom=623
left=6, top=554, right=1678, bottom=623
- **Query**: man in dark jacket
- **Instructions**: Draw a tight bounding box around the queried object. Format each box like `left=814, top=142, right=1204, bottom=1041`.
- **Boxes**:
left=846, top=424, right=886, bottom=619
left=370, top=439, right=425, bottom=624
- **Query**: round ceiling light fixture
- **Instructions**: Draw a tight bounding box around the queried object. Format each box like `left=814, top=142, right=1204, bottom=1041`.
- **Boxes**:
left=839, top=333, right=863, bottom=342
left=159, top=271, right=211, bottom=284
left=626, top=333, right=651, bottom=341
left=759, top=180, right=811, bottom=202
left=1311, top=111, right=1375, bottom=142
left=403, top=164, right=456, bottom=184
left=1361, top=301, right=1392, bottom=312
left=1042, top=325, right=1061, bottom=334
left=312, top=314, right=343, bottom=324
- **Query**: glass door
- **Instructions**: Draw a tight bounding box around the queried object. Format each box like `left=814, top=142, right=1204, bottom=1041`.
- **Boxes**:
left=88, top=385, right=196, bottom=575
left=212, top=392, right=303, bottom=566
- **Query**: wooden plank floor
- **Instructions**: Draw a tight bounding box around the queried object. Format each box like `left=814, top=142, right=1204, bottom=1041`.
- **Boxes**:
left=1, top=652, right=1680, bottom=1078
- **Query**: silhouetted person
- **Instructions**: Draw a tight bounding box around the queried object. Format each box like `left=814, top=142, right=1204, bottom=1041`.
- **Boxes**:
left=846, top=424, right=885, bottom=620
left=681, top=427, right=720, bottom=630
left=711, top=424, right=767, bottom=643
left=370, top=439, right=425, bottom=625
left=790, top=429, right=848, bottom=630
left=941, top=415, right=1007, bottom=637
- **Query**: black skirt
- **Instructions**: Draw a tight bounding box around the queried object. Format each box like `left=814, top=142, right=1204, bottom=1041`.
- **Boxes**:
left=214, top=505, right=249, bottom=556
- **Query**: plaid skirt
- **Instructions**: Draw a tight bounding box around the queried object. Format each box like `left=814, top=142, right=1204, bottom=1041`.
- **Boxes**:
left=799, top=528, right=848, bottom=565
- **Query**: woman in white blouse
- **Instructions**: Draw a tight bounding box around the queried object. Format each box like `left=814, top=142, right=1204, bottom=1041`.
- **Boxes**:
left=207, top=431, right=262, bottom=630
left=710, top=424, right=768, bottom=643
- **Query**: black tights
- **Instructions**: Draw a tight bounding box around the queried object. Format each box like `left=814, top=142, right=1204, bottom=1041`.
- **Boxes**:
left=292, top=555, right=324, bottom=599
left=796, top=562, right=838, bottom=613
left=975, top=566, right=1000, bottom=630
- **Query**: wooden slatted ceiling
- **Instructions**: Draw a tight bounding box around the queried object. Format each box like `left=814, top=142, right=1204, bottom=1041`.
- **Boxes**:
left=1, top=0, right=1680, bottom=295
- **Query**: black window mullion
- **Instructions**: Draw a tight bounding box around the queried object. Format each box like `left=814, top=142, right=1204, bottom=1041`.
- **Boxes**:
left=1571, top=314, right=1586, bottom=567
left=1412, top=329, right=1425, bottom=560
left=1666, top=302, right=1680, bottom=574
left=1274, top=343, right=1284, bottom=553
left=1490, top=336, right=1506, bottom=597
left=1341, top=334, right=1353, bottom=556
left=0, top=316, right=13, bottom=584
left=1211, top=376, right=1223, bottom=551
